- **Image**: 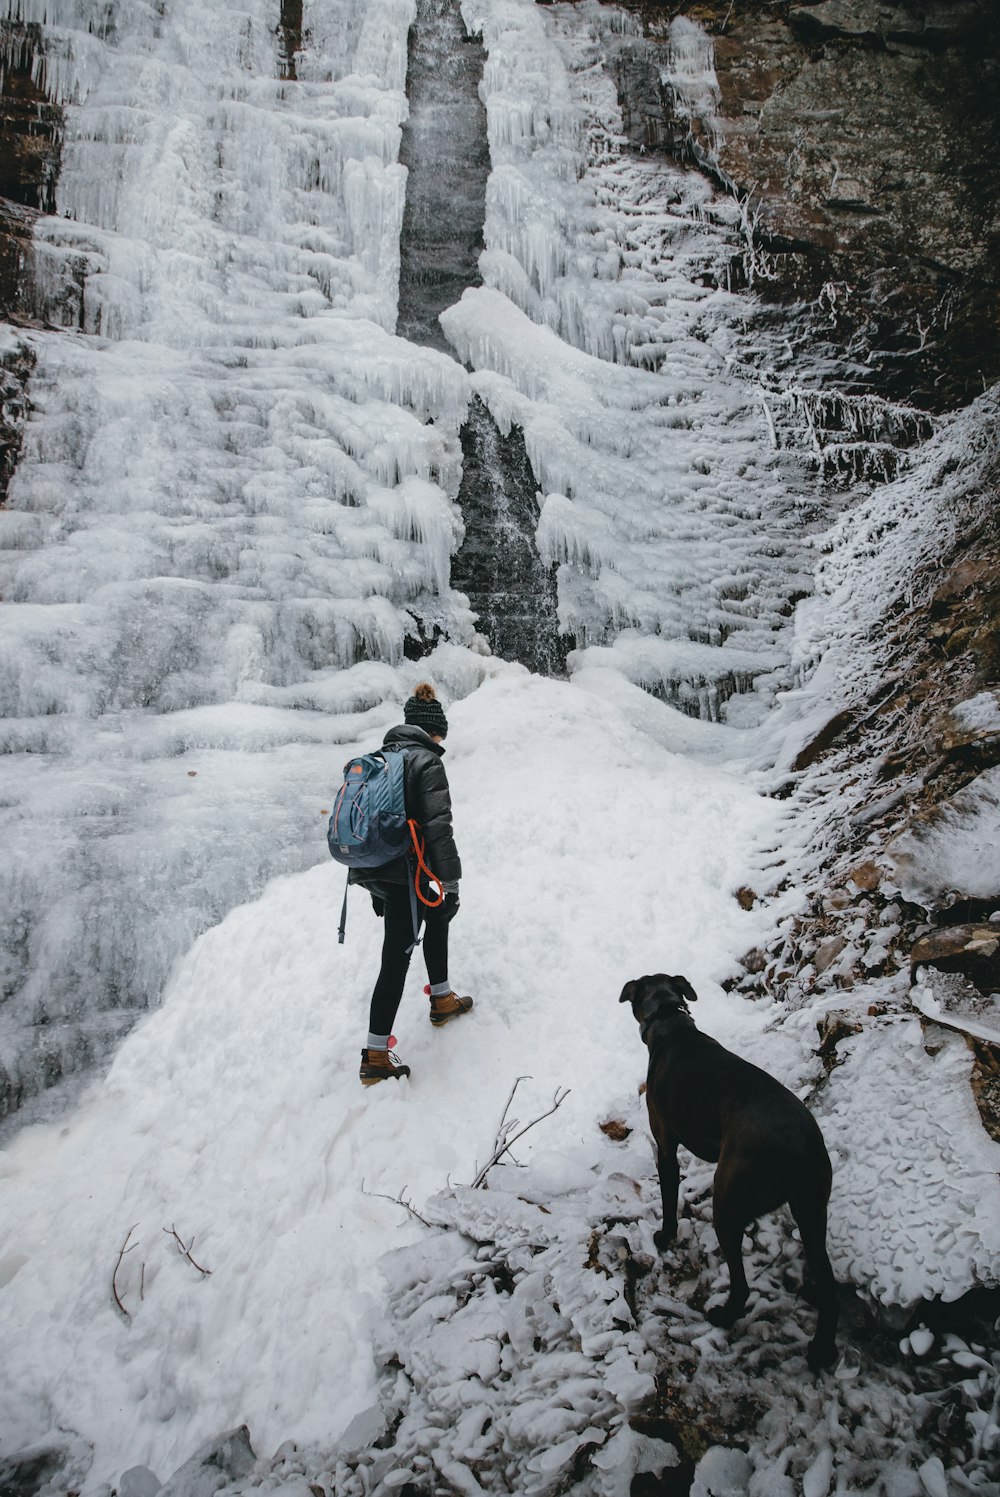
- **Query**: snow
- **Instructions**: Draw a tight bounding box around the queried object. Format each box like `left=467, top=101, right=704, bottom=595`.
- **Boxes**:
left=888, top=766, right=1000, bottom=909
left=0, top=671, right=780, bottom=1478
left=3, top=672, right=1000, bottom=1492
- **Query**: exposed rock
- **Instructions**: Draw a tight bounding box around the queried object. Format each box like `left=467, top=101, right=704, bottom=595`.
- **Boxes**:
left=816, top=1008, right=864, bottom=1066
left=790, top=1, right=986, bottom=47
left=740, top=946, right=767, bottom=974
left=600, top=1118, right=633, bottom=1142
left=609, top=0, right=1000, bottom=409
left=790, top=708, right=857, bottom=772
left=910, top=924, right=1000, bottom=990
left=157, top=1428, right=256, bottom=1497
left=847, top=861, right=881, bottom=892
left=814, top=934, right=848, bottom=974
left=451, top=397, right=567, bottom=674
left=277, top=0, right=303, bottom=80
left=734, top=885, right=757, bottom=910
left=0, top=330, right=35, bottom=509
left=0, top=1434, right=92, bottom=1497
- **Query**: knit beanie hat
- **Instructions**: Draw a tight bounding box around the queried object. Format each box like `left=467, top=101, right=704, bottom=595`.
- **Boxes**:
left=404, top=682, right=449, bottom=738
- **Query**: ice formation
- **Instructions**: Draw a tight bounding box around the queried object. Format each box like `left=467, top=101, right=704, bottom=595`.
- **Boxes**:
left=0, top=0, right=479, bottom=1112
left=447, top=0, right=823, bottom=697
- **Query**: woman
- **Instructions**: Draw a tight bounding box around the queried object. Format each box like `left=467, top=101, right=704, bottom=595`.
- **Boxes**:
left=351, top=683, right=473, bottom=1085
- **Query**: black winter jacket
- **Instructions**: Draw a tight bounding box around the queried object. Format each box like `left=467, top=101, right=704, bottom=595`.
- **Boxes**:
left=348, top=724, right=461, bottom=889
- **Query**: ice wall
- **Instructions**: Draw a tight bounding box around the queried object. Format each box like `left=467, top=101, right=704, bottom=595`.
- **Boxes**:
left=0, top=0, right=478, bottom=1118
left=444, top=0, right=826, bottom=720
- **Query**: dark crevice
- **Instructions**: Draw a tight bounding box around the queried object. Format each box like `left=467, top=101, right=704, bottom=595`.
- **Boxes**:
left=277, top=0, right=302, bottom=80
left=0, top=20, right=60, bottom=506
left=397, top=0, right=568, bottom=675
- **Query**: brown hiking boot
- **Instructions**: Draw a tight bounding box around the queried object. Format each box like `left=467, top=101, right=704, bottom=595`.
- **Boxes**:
left=359, top=1046, right=411, bottom=1086
left=427, top=989, right=474, bottom=1027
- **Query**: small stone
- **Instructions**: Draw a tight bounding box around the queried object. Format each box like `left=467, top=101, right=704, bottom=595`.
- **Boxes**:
left=735, top=886, right=756, bottom=910
left=119, top=1470, right=162, bottom=1497
left=917, top=1455, right=949, bottom=1497
left=740, top=947, right=767, bottom=974
left=600, top=1119, right=632, bottom=1142
left=909, top=1326, right=934, bottom=1356
left=814, top=935, right=847, bottom=974
left=847, top=861, right=881, bottom=892
left=910, top=925, right=1000, bottom=990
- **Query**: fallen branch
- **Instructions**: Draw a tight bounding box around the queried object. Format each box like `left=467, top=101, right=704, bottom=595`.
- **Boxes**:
left=164, top=1224, right=212, bottom=1276
left=361, top=1180, right=432, bottom=1228
left=472, top=1080, right=571, bottom=1189
left=112, top=1224, right=139, bottom=1320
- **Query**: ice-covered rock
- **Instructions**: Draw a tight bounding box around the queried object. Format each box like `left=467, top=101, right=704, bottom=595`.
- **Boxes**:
left=157, top=1427, right=256, bottom=1497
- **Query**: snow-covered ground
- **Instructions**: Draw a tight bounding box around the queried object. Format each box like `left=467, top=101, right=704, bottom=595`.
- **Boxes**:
left=0, top=668, right=777, bottom=1473
left=3, top=669, right=999, bottom=1492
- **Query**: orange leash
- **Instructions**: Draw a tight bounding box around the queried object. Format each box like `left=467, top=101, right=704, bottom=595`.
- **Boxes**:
left=408, top=819, right=444, bottom=908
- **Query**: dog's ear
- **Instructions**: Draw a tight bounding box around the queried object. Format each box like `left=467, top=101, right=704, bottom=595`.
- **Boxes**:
left=618, top=980, right=636, bottom=1005
left=670, top=975, right=698, bottom=1005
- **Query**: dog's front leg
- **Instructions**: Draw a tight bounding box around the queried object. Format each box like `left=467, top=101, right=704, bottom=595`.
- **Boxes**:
left=653, top=1141, right=680, bottom=1250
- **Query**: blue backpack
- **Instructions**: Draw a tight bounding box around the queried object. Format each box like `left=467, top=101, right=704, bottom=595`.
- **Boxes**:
left=328, top=746, right=409, bottom=869
left=328, top=746, right=417, bottom=945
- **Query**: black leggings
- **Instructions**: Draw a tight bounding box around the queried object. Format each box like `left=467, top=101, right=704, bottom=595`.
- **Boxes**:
left=369, top=883, right=449, bottom=1037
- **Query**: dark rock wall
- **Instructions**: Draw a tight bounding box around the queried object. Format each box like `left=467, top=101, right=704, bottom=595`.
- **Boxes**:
left=450, top=397, right=567, bottom=676
left=0, top=20, right=61, bottom=508
left=397, top=0, right=491, bottom=352
left=399, top=0, right=567, bottom=673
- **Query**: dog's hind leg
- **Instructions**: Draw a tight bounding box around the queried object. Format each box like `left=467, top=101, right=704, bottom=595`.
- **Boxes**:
left=790, top=1190, right=839, bottom=1372
left=706, top=1162, right=751, bottom=1329
left=653, top=1141, right=680, bottom=1250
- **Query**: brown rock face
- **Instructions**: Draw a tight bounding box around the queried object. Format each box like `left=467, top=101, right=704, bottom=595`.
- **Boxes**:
left=910, top=924, right=1000, bottom=990
left=608, top=1, right=1000, bottom=410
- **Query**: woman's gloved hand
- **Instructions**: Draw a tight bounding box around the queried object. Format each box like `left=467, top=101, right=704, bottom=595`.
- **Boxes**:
left=442, top=881, right=460, bottom=922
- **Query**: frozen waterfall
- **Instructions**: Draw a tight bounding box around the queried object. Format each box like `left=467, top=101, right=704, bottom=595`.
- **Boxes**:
left=1, top=0, right=868, bottom=1121
left=0, top=0, right=475, bottom=1122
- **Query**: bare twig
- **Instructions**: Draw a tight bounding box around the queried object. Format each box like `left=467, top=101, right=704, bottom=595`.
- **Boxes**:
left=361, top=1179, right=433, bottom=1228
left=472, top=1083, right=571, bottom=1189
left=140, top=1262, right=145, bottom=1301
left=112, top=1225, right=139, bottom=1320
left=164, top=1224, right=212, bottom=1276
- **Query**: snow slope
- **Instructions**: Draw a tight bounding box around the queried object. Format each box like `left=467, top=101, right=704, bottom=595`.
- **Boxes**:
left=4, top=668, right=999, bottom=1492
left=0, top=669, right=781, bottom=1478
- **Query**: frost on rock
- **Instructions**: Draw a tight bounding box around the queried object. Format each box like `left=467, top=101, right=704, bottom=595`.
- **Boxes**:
left=448, top=0, right=824, bottom=714
left=810, top=1019, right=1000, bottom=1309
left=887, top=766, right=1000, bottom=910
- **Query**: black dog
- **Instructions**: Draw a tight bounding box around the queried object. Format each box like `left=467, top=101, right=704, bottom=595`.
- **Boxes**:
left=620, top=973, right=838, bottom=1371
